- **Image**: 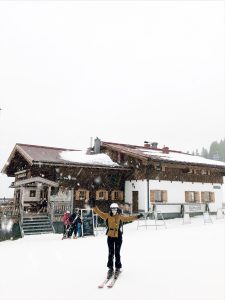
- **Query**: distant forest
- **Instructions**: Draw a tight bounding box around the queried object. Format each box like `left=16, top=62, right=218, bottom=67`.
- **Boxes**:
left=191, top=138, right=225, bottom=162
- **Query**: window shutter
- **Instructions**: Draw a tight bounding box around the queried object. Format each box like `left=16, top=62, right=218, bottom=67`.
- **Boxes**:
left=120, top=191, right=124, bottom=201
left=75, top=190, right=79, bottom=201
left=105, top=191, right=108, bottom=200
left=150, top=191, right=155, bottom=202
left=86, top=191, right=90, bottom=201
left=162, top=190, right=167, bottom=202
left=185, top=191, right=189, bottom=202
left=111, top=191, right=115, bottom=201
left=96, top=190, right=99, bottom=200
left=201, top=192, right=205, bottom=203
left=194, top=192, right=200, bottom=203
left=210, top=192, right=215, bottom=202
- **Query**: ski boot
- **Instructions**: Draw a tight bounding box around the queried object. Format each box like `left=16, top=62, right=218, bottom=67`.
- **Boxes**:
left=114, top=268, right=120, bottom=279
left=107, top=268, right=114, bottom=279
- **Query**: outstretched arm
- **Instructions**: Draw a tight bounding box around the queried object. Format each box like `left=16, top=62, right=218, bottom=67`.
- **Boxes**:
left=93, top=206, right=108, bottom=220
left=120, top=213, right=143, bottom=222
left=120, top=215, right=138, bottom=222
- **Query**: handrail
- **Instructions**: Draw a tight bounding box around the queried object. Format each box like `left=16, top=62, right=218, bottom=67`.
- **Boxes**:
left=19, top=202, right=24, bottom=237
left=19, top=202, right=24, bottom=224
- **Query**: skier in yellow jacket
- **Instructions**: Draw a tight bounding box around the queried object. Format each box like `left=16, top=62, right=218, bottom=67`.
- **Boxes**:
left=89, top=199, right=142, bottom=278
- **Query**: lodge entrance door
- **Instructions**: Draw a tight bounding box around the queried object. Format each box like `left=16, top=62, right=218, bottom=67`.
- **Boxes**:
left=40, top=188, right=48, bottom=201
left=132, top=191, right=139, bottom=213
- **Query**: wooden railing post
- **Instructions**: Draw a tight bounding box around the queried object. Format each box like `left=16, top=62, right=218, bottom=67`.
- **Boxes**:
left=51, top=201, right=54, bottom=222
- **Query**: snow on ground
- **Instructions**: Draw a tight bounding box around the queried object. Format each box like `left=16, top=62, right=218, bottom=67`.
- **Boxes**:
left=0, top=217, right=224, bottom=300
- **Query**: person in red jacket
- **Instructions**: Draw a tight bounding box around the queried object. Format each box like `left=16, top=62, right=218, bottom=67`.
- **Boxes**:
left=62, top=210, right=71, bottom=239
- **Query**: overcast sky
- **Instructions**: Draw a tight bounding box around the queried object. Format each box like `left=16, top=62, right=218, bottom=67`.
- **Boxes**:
left=0, top=1, right=224, bottom=197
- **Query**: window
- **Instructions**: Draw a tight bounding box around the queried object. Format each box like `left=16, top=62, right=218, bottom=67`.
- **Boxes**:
left=114, top=191, right=119, bottom=200
left=29, top=190, right=36, bottom=197
left=185, top=191, right=200, bottom=203
left=201, top=192, right=215, bottom=203
left=150, top=190, right=167, bottom=202
left=75, top=189, right=89, bottom=201
left=99, top=191, right=104, bottom=200
left=96, top=190, right=108, bottom=200
left=155, top=164, right=161, bottom=171
left=111, top=190, right=124, bottom=201
left=201, top=170, right=207, bottom=175
left=79, top=190, right=86, bottom=200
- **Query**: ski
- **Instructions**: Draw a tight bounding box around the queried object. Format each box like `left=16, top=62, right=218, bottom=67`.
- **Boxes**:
left=98, top=274, right=114, bottom=288
left=107, top=271, right=121, bottom=288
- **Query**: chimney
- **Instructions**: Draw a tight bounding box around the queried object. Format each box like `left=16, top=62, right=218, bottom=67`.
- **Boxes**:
left=86, top=137, right=94, bottom=154
left=94, top=137, right=101, bottom=154
left=162, top=146, right=169, bottom=154
left=144, top=141, right=150, bottom=148
left=151, top=142, right=158, bottom=148
left=90, top=137, right=93, bottom=148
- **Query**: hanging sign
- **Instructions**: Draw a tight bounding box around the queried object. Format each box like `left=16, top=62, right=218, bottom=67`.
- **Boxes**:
left=81, top=209, right=94, bottom=237
left=185, top=203, right=203, bottom=213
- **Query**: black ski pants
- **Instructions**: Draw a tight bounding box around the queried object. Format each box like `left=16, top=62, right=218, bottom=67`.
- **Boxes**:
left=107, top=236, right=123, bottom=270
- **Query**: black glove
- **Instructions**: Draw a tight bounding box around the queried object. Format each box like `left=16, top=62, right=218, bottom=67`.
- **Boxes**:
left=137, top=213, right=143, bottom=219
left=89, top=197, right=96, bottom=208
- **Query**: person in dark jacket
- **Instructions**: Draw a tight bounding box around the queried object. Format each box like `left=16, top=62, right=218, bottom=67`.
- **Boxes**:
left=74, top=209, right=82, bottom=238
left=89, top=198, right=142, bottom=278
left=38, top=198, right=48, bottom=213
left=67, top=211, right=76, bottom=238
left=67, top=209, right=82, bottom=238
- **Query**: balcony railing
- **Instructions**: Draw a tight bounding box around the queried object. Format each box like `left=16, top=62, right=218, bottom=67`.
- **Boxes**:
left=49, top=201, right=72, bottom=222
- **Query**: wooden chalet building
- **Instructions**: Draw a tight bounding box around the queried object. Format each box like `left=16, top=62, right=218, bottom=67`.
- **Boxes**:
left=1, top=137, right=225, bottom=238
left=2, top=142, right=129, bottom=213
left=100, top=139, right=225, bottom=215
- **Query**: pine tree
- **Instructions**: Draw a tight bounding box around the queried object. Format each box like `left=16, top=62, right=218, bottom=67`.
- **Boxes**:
left=209, top=141, right=220, bottom=160
left=190, top=138, right=225, bottom=162
left=201, top=147, right=208, bottom=158
left=218, top=138, right=225, bottom=162
left=195, top=149, right=200, bottom=156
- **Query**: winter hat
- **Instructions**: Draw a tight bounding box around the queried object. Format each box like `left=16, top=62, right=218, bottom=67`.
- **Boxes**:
left=110, top=203, right=119, bottom=209
left=66, top=210, right=70, bottom=213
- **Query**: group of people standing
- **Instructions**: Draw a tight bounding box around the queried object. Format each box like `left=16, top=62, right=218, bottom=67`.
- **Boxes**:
left=62, top=208, right=82, bottom=239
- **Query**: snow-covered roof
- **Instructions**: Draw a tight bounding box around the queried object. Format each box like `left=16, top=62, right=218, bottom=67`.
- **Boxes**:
left=59, top=150, right=119, bottom=167
left=102, top=141, right=225, bottom=168
left=2, top=143, right=123, bottom=176
left=141, top=148, right=225, bottom=167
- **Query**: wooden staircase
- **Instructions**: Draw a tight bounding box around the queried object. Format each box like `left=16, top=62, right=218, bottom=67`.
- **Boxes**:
left=22, top=215, right=54, bottom=235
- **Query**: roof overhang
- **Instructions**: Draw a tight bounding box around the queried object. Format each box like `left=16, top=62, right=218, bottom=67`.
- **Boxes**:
left=13, top=177, right=59, bottom=188
left=32, top=161, right=130, bottom=171
left=1, top=144, right=33, bottom=174
left=102, top=142, right=225, bottom=172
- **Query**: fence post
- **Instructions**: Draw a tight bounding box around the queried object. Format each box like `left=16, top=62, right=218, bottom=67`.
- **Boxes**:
left=50, top=202, right=54, bottom=222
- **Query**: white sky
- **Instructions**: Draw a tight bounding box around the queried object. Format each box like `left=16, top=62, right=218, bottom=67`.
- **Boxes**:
left=0, top=1, right=224, bottom=197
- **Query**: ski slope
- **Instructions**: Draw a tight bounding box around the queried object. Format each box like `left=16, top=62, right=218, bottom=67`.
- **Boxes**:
left=0, top=217, right=224, bottom=300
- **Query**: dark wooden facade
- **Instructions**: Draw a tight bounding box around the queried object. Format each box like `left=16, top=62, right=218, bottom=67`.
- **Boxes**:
left=3, top=144, right=129, bottom=213
left=2, top=141, right=225, bottom=216
left=101, top=143, right=225, bottom=184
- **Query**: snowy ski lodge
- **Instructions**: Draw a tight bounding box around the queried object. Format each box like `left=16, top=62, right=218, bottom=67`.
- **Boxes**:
left=1, top=138, right=225, bottom=238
